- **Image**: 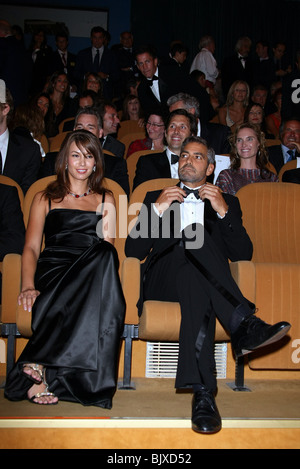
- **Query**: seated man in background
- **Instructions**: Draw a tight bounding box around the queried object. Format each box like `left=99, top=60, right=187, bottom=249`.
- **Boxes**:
left=267, top=118, right=300, bottom=173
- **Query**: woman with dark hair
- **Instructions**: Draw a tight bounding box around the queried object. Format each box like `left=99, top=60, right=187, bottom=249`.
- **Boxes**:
left=215, top=122, right=278, bottom=195
left=121, top=94, right=144, bottom=122
left=126, top=111, right=166, bottom=158
left=243, top=101, right=275, bottom=139
left=82, top=72, right=103, bottom=100
left=5, top=130, right=125, bottom=408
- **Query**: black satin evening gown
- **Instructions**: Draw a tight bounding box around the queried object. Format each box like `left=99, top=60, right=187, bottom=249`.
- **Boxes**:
left=5, top=199, right=125, bottom=408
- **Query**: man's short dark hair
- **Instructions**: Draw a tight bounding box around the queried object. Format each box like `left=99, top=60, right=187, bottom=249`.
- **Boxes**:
left=165, top=109, right=198, bottom=136
left=134, top=44, right=157, bottom=60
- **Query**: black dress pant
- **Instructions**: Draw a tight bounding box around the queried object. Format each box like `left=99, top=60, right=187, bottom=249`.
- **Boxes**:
left=143, top=232, right=253, bottom=392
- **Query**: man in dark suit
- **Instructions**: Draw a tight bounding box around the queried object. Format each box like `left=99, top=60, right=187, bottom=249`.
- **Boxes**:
left=0, top=81, right=41, bottom=193
left=221, top=36, right=253, bottom=98
left=135, top=44, right=205, bottom=115
left=0, top=183, right=25, bottom=302
left=133, top=109, right=198, bottom=190
left=125, top=136, right=290, bottom=434
left=267, top=118, right=300, bottom=173
left=40, top=107, right=129, bottom=196
left=97, top=100, right=125, bottom=158
left=74, top=26, right=119, bottom=100
left=167, top=93, right=230, bottom=154
left=49, top=32, right=77, bottom=89
left=282, top=168, right=300, bottom=184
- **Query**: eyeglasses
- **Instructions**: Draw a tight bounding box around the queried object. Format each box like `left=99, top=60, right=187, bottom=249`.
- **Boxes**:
left=146, top=121, right=165, bottom=128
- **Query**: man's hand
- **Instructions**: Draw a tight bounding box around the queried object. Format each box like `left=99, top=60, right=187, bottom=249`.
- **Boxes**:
left=154, top=186, right=186, bottom=215
left=198, top=183, right=228, bottom=217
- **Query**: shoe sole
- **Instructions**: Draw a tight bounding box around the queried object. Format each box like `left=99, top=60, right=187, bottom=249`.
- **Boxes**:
left=240, top=324, right=291, bottom=356
left=192, top=422, right=222, bottom=434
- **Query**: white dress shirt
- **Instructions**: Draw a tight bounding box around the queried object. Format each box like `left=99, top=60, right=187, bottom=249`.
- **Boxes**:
left=148, top=71, right=160, bottom=102
left=0, top=128, right=9, bottom=171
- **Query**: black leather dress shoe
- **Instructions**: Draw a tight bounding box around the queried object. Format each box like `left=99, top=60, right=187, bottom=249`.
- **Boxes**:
left=232, top=315, right=291, bottom=358
left=191, top=388, right=222, bottom=434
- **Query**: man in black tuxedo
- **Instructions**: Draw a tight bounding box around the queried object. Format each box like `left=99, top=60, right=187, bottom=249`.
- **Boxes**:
left=74, top=26, right=119, bottom=100
left=133, top=109, right=198, bottom=190
left=97, top=100, right=125, bottom=158
left=221, top=36, right=253, bottom=98
left=167, top=93, right=230, bottom=154
left=125, top=136, right=290, bottom=434
left=267, top=118, right=300, bottom=173
left=282, top=168, right=300, bottom=184
left=49, top=32, right=77, bottom=89
left=39, top=107, right=129, bottom=196
left=135, top=44, right=205, bottom=115
left=0, top=81, right=41, bottom=193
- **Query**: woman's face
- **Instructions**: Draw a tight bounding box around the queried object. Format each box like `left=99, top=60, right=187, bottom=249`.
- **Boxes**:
left=67, top=141, right=95, bottom=183
left=37, top=96, right=49, bottom=117
left=54, top=74, right=68, bottom=93
left=233, top=84, right=247, bottom=102
left=127, top=98, right=140, bottom=115
left=236, top=128, right=260, bottom=160
left=86, top=76, right=100, bottom=93
left=248, top=105, right=263, bottom=125
left=146, top=114, right=165, bottom=140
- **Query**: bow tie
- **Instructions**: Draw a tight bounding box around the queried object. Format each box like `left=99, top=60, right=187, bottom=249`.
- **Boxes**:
left=171, top=153, right=179, bottom=164
left=183, top=186, right=201, bottom=199
left=239, top=56, right=247, bottom=61
left=147, top=76, right=159, bottom=86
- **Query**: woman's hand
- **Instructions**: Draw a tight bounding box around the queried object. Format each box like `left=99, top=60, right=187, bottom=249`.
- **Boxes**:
left=18, top=288, right=40, bottom=312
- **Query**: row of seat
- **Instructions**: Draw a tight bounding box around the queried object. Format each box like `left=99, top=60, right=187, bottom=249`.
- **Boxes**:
left=1, top=176, right=300, bottom=392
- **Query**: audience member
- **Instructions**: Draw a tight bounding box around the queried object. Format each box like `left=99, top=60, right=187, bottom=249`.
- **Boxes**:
left=215, top=123, right=278, bottom=195
left=121, top=94, right=144, bottom=123
left=126, top=111, right=166, bottom=158
left=45, top=72, right=77, bottom=137
left=133, top=109, right=197, bottom=190
left=243, top=102, right=274, bottom=139
left=218, top=80, right=249, bottom=131
left=98, top=101, right=125, bottom=158
left=4, top=130, right=125, bottom=407
left=221, top=36, right=253, bottom=98
left=267, top=118, right=300, bottom=173
left=190, top=36, right=218, bottom=89
left=112, top=31, right=137, bottom=97
left=167, top=93, right=231, bottom=154
left=49, top=31, right=77, bottom=90
left=253, top=40, right=274, bottom=89
left=0, top=80, right=41, bottom=193
left=40, top=107, right=129, bottom=196
left=82, top=72, right=103, bottom=100
left=272, top=42, right=291, bottom=83
left=265, top=88, right=282, bottom=138
left=75, top=26, right=119, bottom=100
left=125, top=134, right=290, bottom=434
left=28, top=28, right=52, bottom=95
left=281, top=49, right=300, bottom=120
left=0, top=183, right=25, bottom=303
left=11, top=103, right=46, bottom=157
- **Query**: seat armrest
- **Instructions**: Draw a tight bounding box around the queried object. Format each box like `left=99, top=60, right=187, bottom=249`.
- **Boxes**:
left=121, top=257, right=140, bottom=324
left=1, top=254, right=21, bottom=323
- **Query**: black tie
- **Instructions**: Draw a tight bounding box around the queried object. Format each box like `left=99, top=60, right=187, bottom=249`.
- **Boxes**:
left=0, top=150, right=2, bottom=175
left=94, top=49, right=100, bottom=69
left=287, top=149, right=295, bottom=162
left=183, top=186, right=200, bottom=199
left=148, top=76, right=159, bottom=86
left=171, top=153, right=179, bottom=164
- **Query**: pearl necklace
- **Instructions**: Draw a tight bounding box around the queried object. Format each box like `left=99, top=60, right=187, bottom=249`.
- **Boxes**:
left=68, top=188, right=91, bottom=198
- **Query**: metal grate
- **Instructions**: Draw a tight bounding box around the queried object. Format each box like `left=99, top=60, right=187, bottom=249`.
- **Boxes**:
left=146, top=342, right=227, bottom=379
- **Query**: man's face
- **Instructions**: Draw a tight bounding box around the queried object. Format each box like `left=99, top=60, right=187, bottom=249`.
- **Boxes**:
left=56, top=36, right=68, bottom=52
left=251, top=90, right=267, bottom=107
left=136, top=53, right=158, bottom=79
left=238, top=42, right=250, bottom=57
left=178, top=141, right=214, bottom=187
left=121, top=32, right=133, bottom=49
left=281, top=120, right=300, bottom=149
left=273, top=44, right=286, bottom=59
left=91, top=32, right=105, bottom=49
left=103, top=105, right=120, bottom=135
left=74, top=114, right=103, bottom=138
left=79, top=96, right=94, bottom=108
left=165, top=115, right=191, bottom=153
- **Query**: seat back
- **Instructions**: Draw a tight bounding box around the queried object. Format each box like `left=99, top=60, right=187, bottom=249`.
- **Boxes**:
left=278, top=160, right=297, bottom=181
left=265, top=139, right=281, bottom=147
left=58, top=117, right=75, bottom=133
left=49, top=132, right=70, bottom=152
left=126, top=150, right=159, bottom=194
left=236, top=182, right=300, bottom=263
left=119, top=132, right=147, bottom=157
left=117, top=120, right=146, bottom=140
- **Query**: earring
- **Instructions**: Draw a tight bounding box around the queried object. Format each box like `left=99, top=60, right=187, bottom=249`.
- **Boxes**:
left=65, top=163, right=68, bottom=170
left=93, top=165, right=96, bottom=172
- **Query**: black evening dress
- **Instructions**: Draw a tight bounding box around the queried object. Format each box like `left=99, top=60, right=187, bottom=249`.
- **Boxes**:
left=5, top=196, right=125, bottom=408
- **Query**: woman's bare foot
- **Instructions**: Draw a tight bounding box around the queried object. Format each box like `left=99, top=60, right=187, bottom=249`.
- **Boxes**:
left=23, top=364, right=43, bottom=384
left=27, top=382, right=58, bottom=405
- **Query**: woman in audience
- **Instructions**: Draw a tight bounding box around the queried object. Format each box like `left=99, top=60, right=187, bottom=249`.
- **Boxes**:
left=11, top=103, right=46, bottom=156
left=5, top=130, right=125, bottom=407
left=215, top=122, right=278, bottom=195
left=243, top=102, right=275, bottom=139
left=45, top=71, right=77, bottom=137
left=121, top=94, right=144, bottom=122
left=265, top=88, right=282, bottom=139
left=82, top=72, right=103, bottom=100
left=126, top=111, right=166, bottom=158
left=218, top=80, right=249, bottom=131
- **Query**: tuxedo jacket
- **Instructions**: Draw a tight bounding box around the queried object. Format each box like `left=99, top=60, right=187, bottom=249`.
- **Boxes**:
left=50, top=50, right=77, bottom=84
left=0, top=183, right=25, bottom=262
left=282, top=168, right=300, bottom=184
left=103, top=135, right=125, bottom=159
left=3, top=132, right=41, bottom=194
left=267, top=145, right=300, bottom=174
left=221, top=53, right=253, bottom=97
left=39, top=150, right=129, bottom=196
left=125, top=188, right=253, bottom=313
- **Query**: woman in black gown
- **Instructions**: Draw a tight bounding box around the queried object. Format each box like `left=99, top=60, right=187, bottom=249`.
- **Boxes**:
left=5, top=130, right=125, bottom=407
